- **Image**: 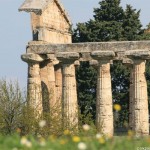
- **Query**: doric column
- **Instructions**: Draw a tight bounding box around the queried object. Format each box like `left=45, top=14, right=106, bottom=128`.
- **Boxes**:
left=56, top=52, right=79, bottom=129
left=91, top=51, right=115, bottom=136
left=21, top=53, right=44, bottom=115
left=126, top=50, right=150, bottom=136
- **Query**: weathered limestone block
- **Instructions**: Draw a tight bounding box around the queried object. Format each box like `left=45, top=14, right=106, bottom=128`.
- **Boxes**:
left=21, top=53, right=45, bottom=63
left=19, top=0, right=72, bottom=43
left=126, top=50, right=149, bottom=136
left=56, top=52, right=79, bottom=129
left=21, top=53, right=44, bottom=115
left=131, top=60, right=149, bottom=136
left=91, top=51, right=115, bottom=136
left=27, top=42, right=150, bottom=61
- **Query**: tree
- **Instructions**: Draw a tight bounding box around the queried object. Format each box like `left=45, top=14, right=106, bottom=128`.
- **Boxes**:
left=73, top=0, right=144, bottom=127
left=122, top=5, right=143, bottom=40
left=0, top=80, right=26, bottom=134
left=76, top=62, right=97, bottom=120
left=140, top=23, right=150, bottom=40
left=73, top=0, right=124, bottom=42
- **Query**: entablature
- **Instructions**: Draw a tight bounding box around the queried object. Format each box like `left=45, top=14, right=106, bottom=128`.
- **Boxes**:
left=26, top=41, right=150, bottom=61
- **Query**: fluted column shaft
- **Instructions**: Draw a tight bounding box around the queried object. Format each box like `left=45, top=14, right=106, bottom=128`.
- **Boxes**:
left=132, top=60, right=149, bottom=135
left=56, top=52, right=79, bottom=129
left=62, top=62, right=78, bottom=128
left=91, top=51, right=115, bottom=136
left=21, top=54, right=44, bottom=116
left=28, top=62, right=42, bottom=114
left=96, top=60, right=114, bottom=136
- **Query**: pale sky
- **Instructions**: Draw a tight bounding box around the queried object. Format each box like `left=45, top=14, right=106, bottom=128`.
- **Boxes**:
left=0, top=0, right=150, bottom=88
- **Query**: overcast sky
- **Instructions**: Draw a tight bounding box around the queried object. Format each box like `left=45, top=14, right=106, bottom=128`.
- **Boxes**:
left=0, top=0, right=150, bottom=88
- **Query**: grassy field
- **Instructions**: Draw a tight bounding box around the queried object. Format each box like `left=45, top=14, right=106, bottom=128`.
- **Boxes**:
left=0, top=132, right=150, bottom=150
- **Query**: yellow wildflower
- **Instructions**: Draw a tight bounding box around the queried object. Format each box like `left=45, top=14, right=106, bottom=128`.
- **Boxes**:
left=128, top=130, right=134, bottom=137
left=114, top=104, right=121, bottom=111
left=49, top=135, right=56, bottom=142
left=72, top=136, right=80, bottom=142
left=99, top=137, right=105, bottom=144
left=63, top=130, right=70, bottom=135
left=60, top=139, right=67, bottom=145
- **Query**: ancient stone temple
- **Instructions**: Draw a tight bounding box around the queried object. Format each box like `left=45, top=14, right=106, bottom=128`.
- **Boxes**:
left=19, top=0, right=150, bottom=136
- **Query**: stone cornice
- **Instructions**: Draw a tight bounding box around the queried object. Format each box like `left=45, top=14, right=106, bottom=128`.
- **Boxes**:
left=26, top=41, right=150, bottom=61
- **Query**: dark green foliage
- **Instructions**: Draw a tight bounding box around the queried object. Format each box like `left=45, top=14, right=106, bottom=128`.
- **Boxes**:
left=122, top=5, right=143, bottom=40
left=73, top=0, right=147, bottom=127
left=111, top=61, right=130, bottom=127
left=140, top=23, right=150, bottom=40
left=146, top=61, right=150, bottom=114
left=76, top=62, right=97, bottom=120
left=73, top=0, right=124, bottom=42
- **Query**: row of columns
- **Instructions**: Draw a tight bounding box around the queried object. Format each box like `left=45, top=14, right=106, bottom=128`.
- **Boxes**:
left=21, top=50, right=150, bottom=136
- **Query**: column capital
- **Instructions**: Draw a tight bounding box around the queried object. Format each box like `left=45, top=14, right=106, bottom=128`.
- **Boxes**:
left=91, top=51, right=115, bottom=61
left=21, top=53, right=45, bottom=63
left=122, top=58, right=133, bottom=68
left=125, top=50, right=150, bottom=60
left=56, top=52, right=79, bottom=63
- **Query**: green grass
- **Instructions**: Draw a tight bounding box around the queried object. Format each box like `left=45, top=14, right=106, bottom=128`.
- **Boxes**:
left=0, top=133, right=150, bottom=150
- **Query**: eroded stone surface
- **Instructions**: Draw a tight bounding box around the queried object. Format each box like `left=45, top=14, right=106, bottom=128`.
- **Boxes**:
left=21, top=53, right=45, bottom=63
left=28, top=62, right=43, bottom=116
left=19, top=0, right=72, bottom=43
left=26, top=41, right=150, bottom=61
left=57, top=56, right=79, bottom=129
left=129, top=59, right=149, bottom=136
left=91, top=52, right=114, bottom=136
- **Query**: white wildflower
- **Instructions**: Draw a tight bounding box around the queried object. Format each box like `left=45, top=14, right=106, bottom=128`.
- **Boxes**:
left=82, top=124, right=90, bottom=131
left=12, top=148, right=18, bottom=150
left=40, top=140, right=46, bottom=146
left=96, top=133, right=102, bottom=139
left=20, top=136, right=32, bottom=148
left=78, top=142, right=87, bottom=150
left=26, top=141, right=32, bottom=148
left=20, top=137, right=28, bottom=145
left=39, top=120, right=46, bottom=128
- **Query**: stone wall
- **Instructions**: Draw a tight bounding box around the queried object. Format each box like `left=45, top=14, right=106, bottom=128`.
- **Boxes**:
left=31, top=1, right=71, bottom=43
